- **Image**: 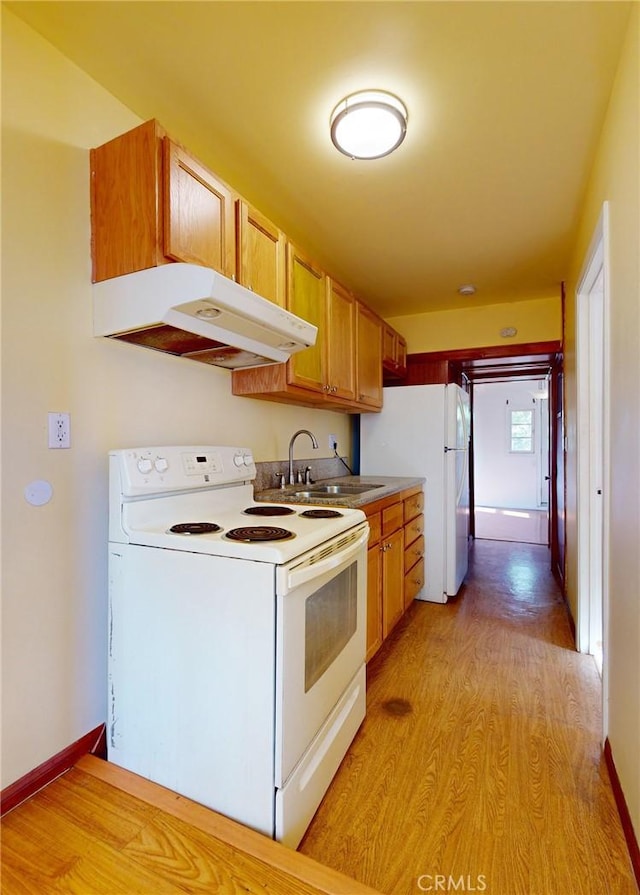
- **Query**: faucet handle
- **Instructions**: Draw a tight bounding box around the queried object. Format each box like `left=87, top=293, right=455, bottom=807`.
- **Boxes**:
left=275, top=472, right=286, bottom=489
left=304, top=466, right=314, bottom=485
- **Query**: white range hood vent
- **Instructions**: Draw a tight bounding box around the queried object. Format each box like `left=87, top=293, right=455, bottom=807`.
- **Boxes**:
left=93, top=263, right=317, bottom=369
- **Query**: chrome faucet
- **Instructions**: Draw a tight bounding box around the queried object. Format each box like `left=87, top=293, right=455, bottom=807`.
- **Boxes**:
left=288, top=429, right=319, bottom=485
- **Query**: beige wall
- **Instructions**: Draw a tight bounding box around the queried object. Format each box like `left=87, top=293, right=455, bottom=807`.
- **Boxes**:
left=386, top=294, right=561, bottom=354
left=0, top=10, right=351, bottom=789
left=563, top=7, right=639, bottom=833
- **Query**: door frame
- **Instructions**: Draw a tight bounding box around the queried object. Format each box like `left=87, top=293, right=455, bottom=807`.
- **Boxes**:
left=575, top=201, right=610, bottom=738
left=401, top=339, right=564, bottom=574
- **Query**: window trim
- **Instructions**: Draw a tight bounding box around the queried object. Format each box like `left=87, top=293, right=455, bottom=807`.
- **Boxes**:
left=508, top=407, right=535, bottom=454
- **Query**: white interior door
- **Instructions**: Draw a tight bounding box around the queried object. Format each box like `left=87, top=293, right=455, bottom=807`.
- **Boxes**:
left=576, top=203, right=610, bottom=738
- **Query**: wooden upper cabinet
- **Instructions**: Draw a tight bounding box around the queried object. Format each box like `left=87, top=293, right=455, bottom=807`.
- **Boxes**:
left=286, top=244, right=326, bottom=394
left=325, top=279, right=356, bottom=402
left=163, top=138, right=235, bottom=276
left=382, top=322, right=407, bottom=378
left=356, top=302, right=383, bottom=409
left=90, top=119, right=236, bottom=283
left=236, top=201, right=286, bottom=307
left=92, top=121, right=389, bottom=411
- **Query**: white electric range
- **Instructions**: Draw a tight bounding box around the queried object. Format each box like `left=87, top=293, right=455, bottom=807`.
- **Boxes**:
left=107, top=445, right=368, bottom=848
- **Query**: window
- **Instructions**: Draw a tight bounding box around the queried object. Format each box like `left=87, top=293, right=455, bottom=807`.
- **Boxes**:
left=509, top=408, right=534, bottom=453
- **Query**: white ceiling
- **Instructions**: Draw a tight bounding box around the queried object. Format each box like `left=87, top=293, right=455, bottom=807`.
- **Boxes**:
left=5, top=1, right=633, bottom=318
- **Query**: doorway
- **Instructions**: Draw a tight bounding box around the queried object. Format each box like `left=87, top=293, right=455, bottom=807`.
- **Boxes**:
left=576, top=203, right=610, bottom=698
left=473, top=378, right=550, bottom=545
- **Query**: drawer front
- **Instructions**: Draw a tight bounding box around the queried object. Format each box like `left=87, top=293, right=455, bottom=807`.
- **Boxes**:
left=382, top=502, right=404, bottom=537
left=404, top=514, right=424, bottom=547
left=404, top=491, right=424, bottom=524
left=366, top=511, right=382, bottom=545
left=404, top=557, right=425, bottom=606
left=404, top=534, right=425, bottom=575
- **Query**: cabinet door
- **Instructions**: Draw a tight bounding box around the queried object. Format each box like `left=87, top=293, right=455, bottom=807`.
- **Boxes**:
left=383, top=324, right=407, bottom=378
left=366, top=544, right=383, bottom=663
left=164, top=138, right=235, bottom=277
left=382, top=528, right=404, bottom=638
left=91, top=119, right=163, bottom=282
left=356, top=303, right=383, bottom=408
left=236, top=201, right=286, bottom=307
left=396, top=336, right=407, bottom=375
left=382, top=324, right=397, bottom=368
left=326, top=280, right=356, bottom=401
left=286, top=244, right=326, bottom=393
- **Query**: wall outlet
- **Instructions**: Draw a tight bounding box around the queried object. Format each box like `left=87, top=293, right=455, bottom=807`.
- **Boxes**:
left=328, top=434, right=338, bottom=451
left=48, top=412, right=71, bottom=449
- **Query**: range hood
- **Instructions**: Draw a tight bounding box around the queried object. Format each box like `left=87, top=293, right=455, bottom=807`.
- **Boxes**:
left=93, top=263, right=317, bottom=369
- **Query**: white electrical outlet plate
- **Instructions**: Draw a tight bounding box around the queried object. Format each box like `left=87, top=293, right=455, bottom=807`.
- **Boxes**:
left=48, top=412, right=71, bottom=449
left=328, top=434, right=337, bottom=450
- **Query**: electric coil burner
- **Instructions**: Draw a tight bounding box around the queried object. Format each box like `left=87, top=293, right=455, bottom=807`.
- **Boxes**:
left=169, top=522, right=222, bottom=534
left=299, top=509, right=344, bottom=519
left=243, top=505, right=296, bottom=517
left=225, top=525, right=295, bottom=542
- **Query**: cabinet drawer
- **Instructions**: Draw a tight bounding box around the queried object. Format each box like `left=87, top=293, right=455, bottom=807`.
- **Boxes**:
left=404, top=514, right=424, bottom=547
left=366, top=511, right=382, bottom=546
left=404, top=535, right=425, bottom=575
left=404, top=557, right=425, bottom=606
left=382, top=502, right=404, bottom=537
left=404, top=491, right=424, bottom=524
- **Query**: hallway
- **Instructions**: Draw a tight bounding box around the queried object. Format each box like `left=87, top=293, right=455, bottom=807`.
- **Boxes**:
left=299, top=539, right=637, bottom=895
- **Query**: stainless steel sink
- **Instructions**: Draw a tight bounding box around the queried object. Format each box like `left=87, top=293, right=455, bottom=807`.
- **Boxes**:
left=292, top=483, right=384, bottom=498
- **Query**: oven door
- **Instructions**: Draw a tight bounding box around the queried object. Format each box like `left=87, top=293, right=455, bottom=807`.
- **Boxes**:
left=274, top=521, right=368, bottom=790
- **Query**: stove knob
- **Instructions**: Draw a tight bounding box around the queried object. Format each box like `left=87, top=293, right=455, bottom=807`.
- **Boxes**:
left=233, top=453, right=245, bottom=467
left=154, top=457, right=169, bottom=473
left=137, top=458, right=153, bottom=474
left=242, top=452, right=254, bottom=466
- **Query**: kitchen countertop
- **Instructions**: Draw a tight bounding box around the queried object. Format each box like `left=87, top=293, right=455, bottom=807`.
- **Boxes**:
left=255, top=475, right=425, bottom=509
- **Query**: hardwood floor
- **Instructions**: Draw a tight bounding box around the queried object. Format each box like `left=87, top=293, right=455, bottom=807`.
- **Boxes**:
left=299, top=538, right=638, bottom=895
left=1, top=755, right=381, bottom=895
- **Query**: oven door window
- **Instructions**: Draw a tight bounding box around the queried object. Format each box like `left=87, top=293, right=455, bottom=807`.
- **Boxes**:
left=305, top=564, right=357, bottom=692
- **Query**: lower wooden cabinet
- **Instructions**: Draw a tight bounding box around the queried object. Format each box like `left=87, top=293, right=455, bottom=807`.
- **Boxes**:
left=381, top=528, right=404, bottom=638
left=366, top=542, right=383, bottom=663
left=403, top=490, right=425, bottom=609
left=364, top=485, right=424, bottom=662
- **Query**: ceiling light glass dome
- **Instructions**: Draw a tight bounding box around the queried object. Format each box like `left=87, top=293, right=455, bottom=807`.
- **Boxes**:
left=330, top=90, right=408, bottom=160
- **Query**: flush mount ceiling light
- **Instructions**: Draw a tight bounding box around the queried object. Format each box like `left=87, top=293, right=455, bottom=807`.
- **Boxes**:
left=330, top=90, right=408, bottom=160
left=457, top=284, right=477, bottom=296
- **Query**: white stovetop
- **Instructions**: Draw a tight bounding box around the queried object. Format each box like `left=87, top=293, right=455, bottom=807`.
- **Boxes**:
left=109, top=445, right=366, bottom=563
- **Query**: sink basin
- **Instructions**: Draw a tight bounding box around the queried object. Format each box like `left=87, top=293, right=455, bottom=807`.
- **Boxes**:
left=292, top=483, right=384, bottom=498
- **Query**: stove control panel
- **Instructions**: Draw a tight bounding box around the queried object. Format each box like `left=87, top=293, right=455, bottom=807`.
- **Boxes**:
left=112, top=445, right=257, bottom=496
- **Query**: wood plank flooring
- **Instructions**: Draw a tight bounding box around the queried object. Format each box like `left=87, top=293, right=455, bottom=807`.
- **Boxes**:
left=1, top=755, right=382, bottom=895
left=299, top=539, right=638, bottom=895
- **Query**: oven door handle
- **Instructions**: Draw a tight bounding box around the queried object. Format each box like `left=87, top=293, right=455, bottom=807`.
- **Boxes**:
left=283, top=525, right=369, bottom=591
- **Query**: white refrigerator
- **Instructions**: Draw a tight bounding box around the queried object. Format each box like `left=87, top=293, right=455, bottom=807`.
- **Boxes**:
left=360, top=384, right=471, bottom=603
